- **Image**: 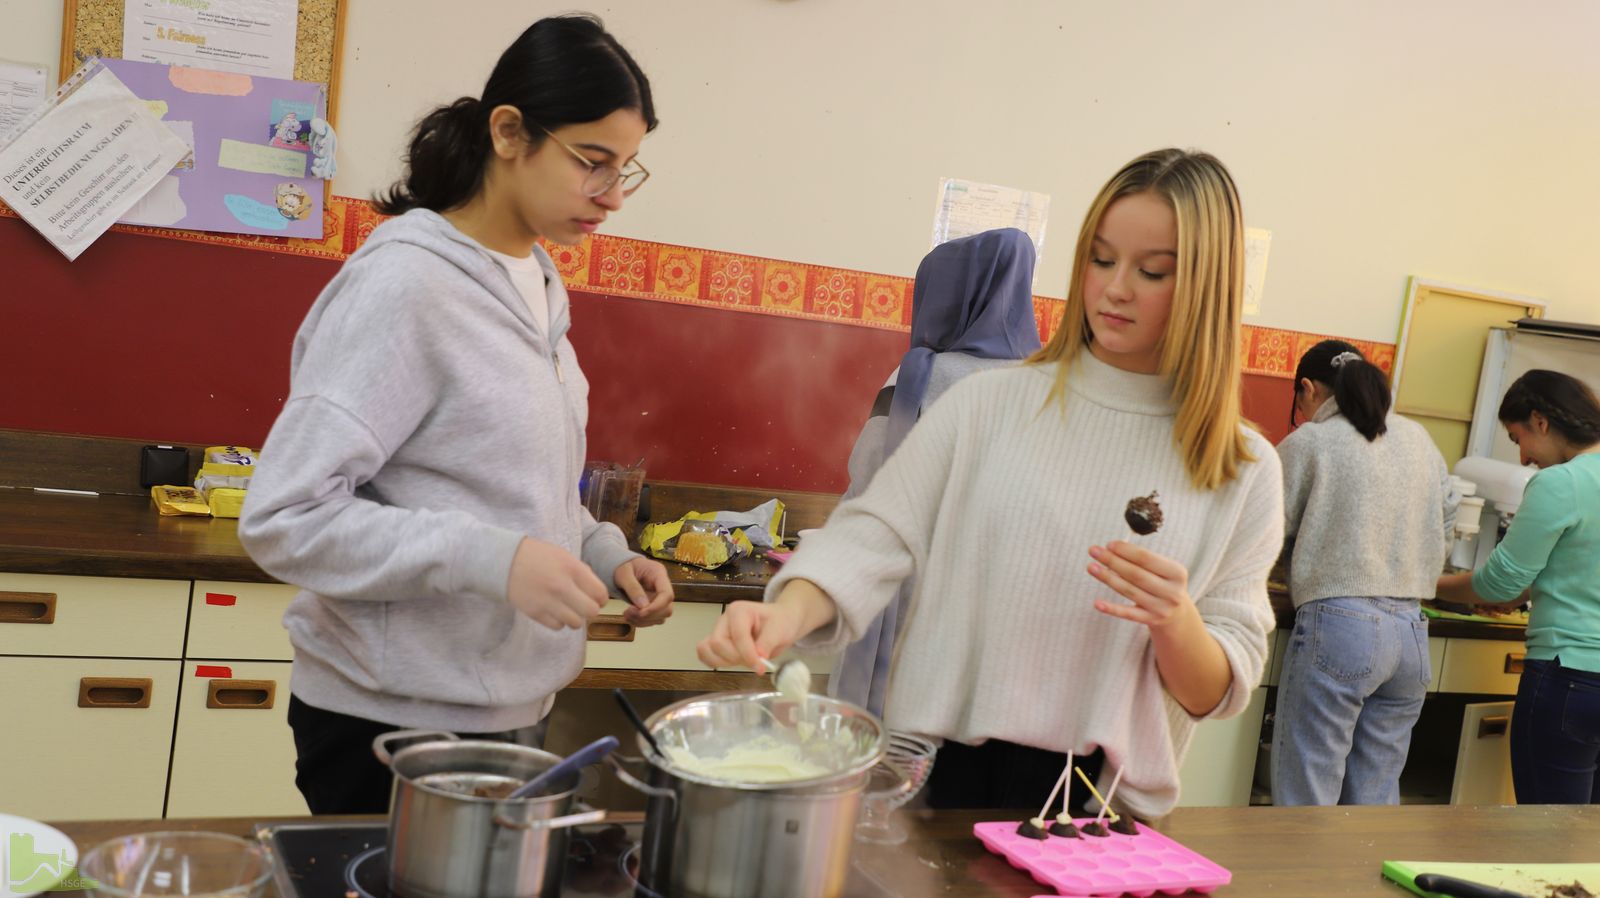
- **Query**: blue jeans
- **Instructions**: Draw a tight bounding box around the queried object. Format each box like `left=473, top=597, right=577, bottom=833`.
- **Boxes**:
left=1511, top=658, right=1600, bottom=804
left=1272, top=597, right=1430, bottom=806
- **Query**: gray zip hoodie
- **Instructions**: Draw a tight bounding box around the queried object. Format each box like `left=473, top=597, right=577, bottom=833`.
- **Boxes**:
left=239, top=209, right=636, bottom=732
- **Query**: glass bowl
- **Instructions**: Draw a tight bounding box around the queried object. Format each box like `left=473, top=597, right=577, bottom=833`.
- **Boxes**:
left=77, top=831, right=271, bottom=898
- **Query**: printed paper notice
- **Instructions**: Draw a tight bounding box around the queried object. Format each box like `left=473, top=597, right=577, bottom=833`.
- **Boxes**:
left=1243, top=227, right=1272, bottom=317
left=0, top=67, right=190, bottom=260
left=0, top=59, right=48, bottom=140
left=123, top=0, right=299, bottom=80
left=932, top=177, right=1050, bottom=261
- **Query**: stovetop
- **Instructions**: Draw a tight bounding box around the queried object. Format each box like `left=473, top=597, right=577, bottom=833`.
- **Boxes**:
left=255, top=821, right=646, bottom=898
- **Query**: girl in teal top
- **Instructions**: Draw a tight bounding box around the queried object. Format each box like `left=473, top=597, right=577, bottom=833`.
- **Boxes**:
left=1438, top=369, right=1600, bottom=804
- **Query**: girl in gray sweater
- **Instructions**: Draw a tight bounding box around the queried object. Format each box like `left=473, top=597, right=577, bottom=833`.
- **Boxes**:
left=1271, top=340, right=1457, bottom=806
left=240, top=16, right=672, bottom=814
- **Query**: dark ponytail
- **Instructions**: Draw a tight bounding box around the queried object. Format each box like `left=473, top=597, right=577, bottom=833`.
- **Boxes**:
left=1293, top=339, right=1392, bottom=442
left=1498, top=369, right=1600, bottom=446
left=374, top=15, right=657, bottom=216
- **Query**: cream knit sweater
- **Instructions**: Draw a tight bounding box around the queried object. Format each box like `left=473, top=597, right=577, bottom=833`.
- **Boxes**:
left=770, top=351, right=1284, bottom=817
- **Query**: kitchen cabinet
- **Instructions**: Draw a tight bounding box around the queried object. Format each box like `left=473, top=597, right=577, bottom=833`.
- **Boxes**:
left=0, top=572, right=306, bottom=820
left=1451, top=701, right=1515, bottom=805
left=166, top=581, right=305, bottom=817
left=583, top=599, right=722, bottom=670
left=167, top=660, right=304, bottom=818
left=0, top=656, right=180, bottom=820
left=0, top=573, right=189, bottom=821
left=1436, top=638, right=1524, bottom=696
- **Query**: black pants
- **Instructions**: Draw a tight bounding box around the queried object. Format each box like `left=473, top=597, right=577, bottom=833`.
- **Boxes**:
left=926, top=738, right=1106, bottom=814
left=287, top=694, right=547, bottom=815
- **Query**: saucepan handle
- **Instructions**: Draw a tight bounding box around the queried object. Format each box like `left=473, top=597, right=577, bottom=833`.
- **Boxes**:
left=607, top=754, right=678, bottom=820
left=371, top=729, right=459, bottom=766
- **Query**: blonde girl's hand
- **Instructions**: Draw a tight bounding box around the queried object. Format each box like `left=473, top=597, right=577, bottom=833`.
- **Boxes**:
left=696, top=600, right=805, bottom=672
left=697, top=580, right=839, bottom=671
left=614, top=556, right=675, bottom=626
left=1087, top=541, right=1201, bottom=633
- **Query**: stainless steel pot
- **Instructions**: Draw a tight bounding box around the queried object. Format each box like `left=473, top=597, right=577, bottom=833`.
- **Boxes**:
left=372, top=730, right=605, bottom=898
left=611, top=692, right=884, bottom=898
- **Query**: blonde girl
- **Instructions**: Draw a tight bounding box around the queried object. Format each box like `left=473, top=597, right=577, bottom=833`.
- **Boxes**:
left=699, top=149, right=1283, bottom=818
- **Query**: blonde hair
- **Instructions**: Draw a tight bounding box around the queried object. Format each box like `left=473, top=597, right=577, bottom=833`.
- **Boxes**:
left=1029, top=148, right=1252, bottom=490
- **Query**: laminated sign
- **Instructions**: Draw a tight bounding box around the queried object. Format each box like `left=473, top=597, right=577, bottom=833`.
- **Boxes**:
left=0, top=58, right=188, bottom=260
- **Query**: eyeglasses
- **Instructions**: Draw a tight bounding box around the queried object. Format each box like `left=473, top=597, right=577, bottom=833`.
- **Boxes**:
left=539, top=126, right=649, bottom=198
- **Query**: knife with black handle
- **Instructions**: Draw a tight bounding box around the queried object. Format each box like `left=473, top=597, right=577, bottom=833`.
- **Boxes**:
left=1412, top=872, right=1536, bottom=898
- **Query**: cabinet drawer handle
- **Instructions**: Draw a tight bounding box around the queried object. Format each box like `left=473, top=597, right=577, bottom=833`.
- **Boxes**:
left=1504, top=653, right=1526, bottom=675
left=206, top=679, right=276, bottom=710
left=1478, top=715, right=1510, bottom=738
left=587, top=615, right=636, bottom=643
left=78, top=678, right=153, bottom=708
left=0, top=592, right=56, bottom=624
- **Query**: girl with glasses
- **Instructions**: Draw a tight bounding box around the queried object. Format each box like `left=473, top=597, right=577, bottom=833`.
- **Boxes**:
left=700, top=149, right=1283, bottom=819
left=240, top=15, right=671, bottom=814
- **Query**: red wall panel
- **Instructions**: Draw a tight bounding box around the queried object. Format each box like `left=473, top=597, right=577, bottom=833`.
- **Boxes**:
left=2, top=216, right=1294, bottom=493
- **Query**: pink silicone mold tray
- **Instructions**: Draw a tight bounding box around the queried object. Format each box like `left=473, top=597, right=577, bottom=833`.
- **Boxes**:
left=973, top=818, right=1231, bottom=897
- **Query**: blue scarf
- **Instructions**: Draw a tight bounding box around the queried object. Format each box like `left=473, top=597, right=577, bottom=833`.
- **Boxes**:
left=882, top=228, right=1041, bottom=460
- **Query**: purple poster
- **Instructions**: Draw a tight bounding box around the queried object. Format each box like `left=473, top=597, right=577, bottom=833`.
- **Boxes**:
left=102, top=58, right=326, bottom=238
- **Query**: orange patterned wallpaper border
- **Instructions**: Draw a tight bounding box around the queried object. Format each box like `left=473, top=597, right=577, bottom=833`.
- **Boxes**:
left=4, top=194, right=1393, bottom=378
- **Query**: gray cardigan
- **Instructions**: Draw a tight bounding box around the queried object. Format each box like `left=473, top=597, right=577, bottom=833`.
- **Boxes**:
left=1279, top=399, right=1459, bottom=608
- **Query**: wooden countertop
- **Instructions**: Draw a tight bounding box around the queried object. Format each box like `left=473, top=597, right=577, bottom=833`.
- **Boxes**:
left=45, top=805, right=1600, bottom=897
left=0, top=486, right=776, bottom=602
left=0, top=486, right=1532, bottom=639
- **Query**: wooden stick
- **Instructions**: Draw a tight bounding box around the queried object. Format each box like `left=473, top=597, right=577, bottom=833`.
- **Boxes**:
left=1058, top=751, right=1075, bottom=819
left=1037, top=751, right=1072, bottom=822
left=1095, top=766, right=1126, bottom=824
left=1074, top=765, right=1109, bottom=812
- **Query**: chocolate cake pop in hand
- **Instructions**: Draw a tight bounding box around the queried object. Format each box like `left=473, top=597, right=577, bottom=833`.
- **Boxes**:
left=1015, top=817, right=1049, bottom=840
left=1124, top=491, right=1163, bottom=536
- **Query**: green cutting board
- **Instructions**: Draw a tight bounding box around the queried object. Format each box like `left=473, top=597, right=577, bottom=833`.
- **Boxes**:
left=1420, top=606, right=1530, bottom=625
left=1383, top=860, right=1600, bottom=896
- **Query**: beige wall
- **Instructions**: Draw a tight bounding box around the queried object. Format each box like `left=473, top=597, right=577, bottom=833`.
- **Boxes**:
left=7, top=1, right=1599, bottom=341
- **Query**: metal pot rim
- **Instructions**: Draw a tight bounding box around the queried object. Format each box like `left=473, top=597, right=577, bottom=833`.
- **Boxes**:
left=391, top=738, right=579, bottom=804
left=638, top=691, right=885, bottom=792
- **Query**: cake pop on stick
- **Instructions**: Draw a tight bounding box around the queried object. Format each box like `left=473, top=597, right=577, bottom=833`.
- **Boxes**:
left=1046, top=752, right=1079, bottom=837
left=1086, top=766, right=1126, bottom=837
left=1074, top=765, right=1118, bottom=837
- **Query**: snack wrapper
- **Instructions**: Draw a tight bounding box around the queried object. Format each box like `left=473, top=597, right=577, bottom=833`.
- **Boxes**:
left=151, top=485, right=211, bottom=516
left=639, top=517, right=756, bottom=570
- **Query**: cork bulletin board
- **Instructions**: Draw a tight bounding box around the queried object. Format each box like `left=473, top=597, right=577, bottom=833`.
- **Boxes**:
left=59, top=0, right=346, bottom=124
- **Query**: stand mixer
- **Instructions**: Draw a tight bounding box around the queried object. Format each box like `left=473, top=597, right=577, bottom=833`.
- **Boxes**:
left=1448, top=456, right=1537, bottom=572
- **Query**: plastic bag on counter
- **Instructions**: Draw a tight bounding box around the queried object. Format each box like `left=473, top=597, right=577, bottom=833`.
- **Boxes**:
left=639, top=517, right=757, bottom=570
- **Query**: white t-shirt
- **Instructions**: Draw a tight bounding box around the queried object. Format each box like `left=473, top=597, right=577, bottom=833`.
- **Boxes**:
left=482, top=246, right=550, bottom=335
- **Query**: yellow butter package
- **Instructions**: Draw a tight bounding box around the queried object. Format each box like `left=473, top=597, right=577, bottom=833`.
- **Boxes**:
left=206, top=487, right=249, bottom=519
left=205, top=446, right=258, bottom=466
left=151, top=485, right=211, bottom=516
left=195, top=461, right=254, bottom=494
